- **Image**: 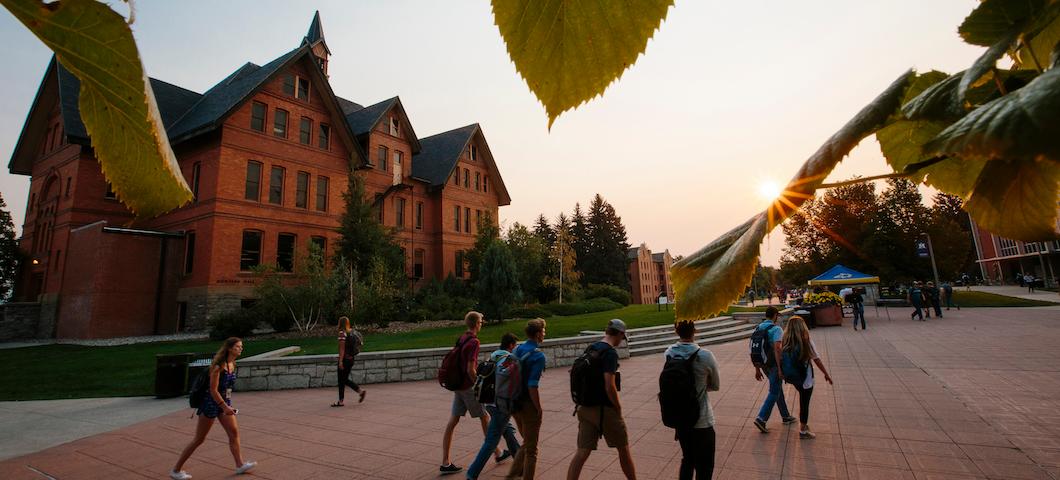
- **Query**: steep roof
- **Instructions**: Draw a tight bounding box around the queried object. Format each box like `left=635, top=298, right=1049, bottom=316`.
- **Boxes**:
left=335, top=96, right=364, bottom=115
left=344, top=96, right=422, bottom=154
left=302, top=10, right=330, bottom=55
left=412, top=123, right=511, bottom=205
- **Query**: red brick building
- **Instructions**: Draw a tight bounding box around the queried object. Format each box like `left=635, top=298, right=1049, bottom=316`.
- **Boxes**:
left=6, top=13, right=510, bottom=338
left=970, top=218, right=1059, bottom=288
left=627, top=244, right=674, bottom=304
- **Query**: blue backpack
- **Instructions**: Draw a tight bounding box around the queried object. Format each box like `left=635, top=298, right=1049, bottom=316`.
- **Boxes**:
left=496, top=348, right=537, bottom=415
left=781, top=344, right=808, bottom=386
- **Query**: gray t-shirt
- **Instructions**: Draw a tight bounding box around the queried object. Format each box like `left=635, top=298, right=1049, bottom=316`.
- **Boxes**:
left=664, top=342, right=720, bottom=428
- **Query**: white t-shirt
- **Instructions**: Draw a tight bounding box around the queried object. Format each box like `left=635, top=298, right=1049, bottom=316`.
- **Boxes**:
left=802, top=340, right=820, bottom=389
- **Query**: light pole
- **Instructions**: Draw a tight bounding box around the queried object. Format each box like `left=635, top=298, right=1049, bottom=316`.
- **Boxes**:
left=920, top=232, right=941, bottom=287
left=557, top=240, right=563, bottom=304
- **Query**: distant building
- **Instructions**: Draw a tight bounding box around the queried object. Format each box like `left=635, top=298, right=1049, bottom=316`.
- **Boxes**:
left=627, top=244, right=673, bottom=304
left=7, top=13, right=510, bottom=339
left=970, top=218, right=1059, bottom=288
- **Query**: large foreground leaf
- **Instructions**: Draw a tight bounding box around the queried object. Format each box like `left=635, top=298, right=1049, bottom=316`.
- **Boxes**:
left=672, top=72, right=914, bottom=321
left=1, top=0, right=192, bottom=218
left=491, top=0, right=673, bottom=128
left=964, top=159, right=1060, bottom=240
left=958, top=0, right=1047, bottom=47
left=1014, top=2, right=1060, bottom=70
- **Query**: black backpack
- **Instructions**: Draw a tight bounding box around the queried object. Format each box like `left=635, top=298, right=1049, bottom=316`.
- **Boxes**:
left=570, top=343, right=611, bottom=407
left=188, top=370, right=210, bottom=409
left=749, top=323, right=777, bottom=368
left=474, top=359, right=497, bottom=405
left=659, top=348, right=700, bottom=429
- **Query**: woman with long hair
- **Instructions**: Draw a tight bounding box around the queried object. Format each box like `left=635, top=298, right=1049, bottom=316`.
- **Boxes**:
left=332, top=316, right=366, bottom=407
left=780, top=316, right=833, bottom=439
left=170, top=337, right=256, bottom=479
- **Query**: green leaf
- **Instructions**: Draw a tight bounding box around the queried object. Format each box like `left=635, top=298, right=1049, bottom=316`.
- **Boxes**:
left=920, top=155, right=990, bottom=198
left=964, top=158, right=1060, bottom=240
left=1, top=0, right=192, bottom=219
left=491, top=0, right=673, bottom=128
left=1014, top=2, right=1060, bottom=70
left=877, top=118, right=949, bottom=174
left=958, top=0, right=1047, bottom=47
left=900, top=70, right=958, bottom=120
left=878, top=71, right=954, bottom=177
left=925, top=66, right=1060, bottom=162
left=960, top=27, right=1021, bottom=103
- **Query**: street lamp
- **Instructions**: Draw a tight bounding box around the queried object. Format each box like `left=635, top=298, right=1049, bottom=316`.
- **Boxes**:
left=919, top=232, right=941, bottom=287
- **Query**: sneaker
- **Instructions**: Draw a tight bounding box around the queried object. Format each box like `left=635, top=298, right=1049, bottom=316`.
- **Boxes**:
left=753, top=418, right=769, bottom=433
left=235, top=461, right=257, bottom=474
left=495, top=450, right=512, bottom=463
left=782, top=416, right=797, bottom=424
left=169, top=471, right=192, bottom=480
left=799, top=430, right=816, bottom=439
left=440, top=463, right=463, bottom=475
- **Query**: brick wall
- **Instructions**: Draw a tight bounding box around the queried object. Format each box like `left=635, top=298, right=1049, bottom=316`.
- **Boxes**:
left=0, top=302, right=42, bottom=341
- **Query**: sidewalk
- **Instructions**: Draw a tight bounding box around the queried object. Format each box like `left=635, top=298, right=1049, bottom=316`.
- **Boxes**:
left=2, top=306, right=1059, bottom=479
left=968, top=285, right=1060, bottom=303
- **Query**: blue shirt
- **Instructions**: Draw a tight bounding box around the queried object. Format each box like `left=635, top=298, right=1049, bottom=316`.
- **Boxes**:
left=514, top=340, right=547, bottom=388
left=758, top=320, right=783, bottom=343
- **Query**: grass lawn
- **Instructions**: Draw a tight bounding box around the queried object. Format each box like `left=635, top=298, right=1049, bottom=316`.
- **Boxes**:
left=0, top=304, right=762, bottom=401
left=951, top=291, right=1058, bottom=307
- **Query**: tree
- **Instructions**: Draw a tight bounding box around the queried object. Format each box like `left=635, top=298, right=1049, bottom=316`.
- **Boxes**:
left=475, top=240, right=522, bottom=322
left=570, top=203, right=590, bottom=282
left=532, top=214, right=555, bottom=250
left=465, top=212, right=500, bottom=285
left=351, top=257, right=403, bottom=327
left=582, top=194, right=631, bottom=288
left=0, top=193, right=19, bottom=301
left=253, top=242, right=340, bottom=332
left=506, top=222, right=547, bottom=303
left=544, top=217, right=580, bottom=302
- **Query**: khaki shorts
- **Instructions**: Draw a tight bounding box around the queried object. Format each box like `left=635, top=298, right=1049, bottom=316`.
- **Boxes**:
left=451, top=388, right=485, bottom=418
left=576, top=405, right=629, bottom=450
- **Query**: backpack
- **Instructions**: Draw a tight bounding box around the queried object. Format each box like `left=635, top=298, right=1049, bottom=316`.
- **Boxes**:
left=496, top=349, right=537, bottom=415
left=188, top=370, right=211, bottom=409
left=570, top=343, right=612, bottom=407
left=658, top=348, right=701, bottom=429
left=749, top=323, right=778, bottom=368
left=438, top=335, right=474, bottom=391
left=344, top=330, right=364, bottom=358
left=781, top=344, right=808, bottom=387
left=474, top=359, right=497, bottom=405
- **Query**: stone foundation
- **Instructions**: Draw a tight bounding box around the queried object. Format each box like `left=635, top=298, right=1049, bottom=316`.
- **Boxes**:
left=0, top=302, right=43, bottom=341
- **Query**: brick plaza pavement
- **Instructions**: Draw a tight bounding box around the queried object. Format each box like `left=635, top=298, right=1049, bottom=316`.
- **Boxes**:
left=2, top=306, right=1059, bottom=479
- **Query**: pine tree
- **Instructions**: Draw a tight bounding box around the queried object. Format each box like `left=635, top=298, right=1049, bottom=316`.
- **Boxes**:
left=0, top=193, right=20, bottom=301
left=506, top=222, right=547, bottom=303
left=475, top=239, right=522, bottom=321
left=583, top=194, right=631, bottom=288
left=532, top=214, right=555, bottom=249
left=570, top=203, right=590, bottom=283
left=466, top=211, right=500, bottom=285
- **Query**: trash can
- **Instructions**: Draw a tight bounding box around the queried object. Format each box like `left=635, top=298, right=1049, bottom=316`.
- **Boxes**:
left=155, top=353, right=194, bottom=398
left=794, top=309, right=813, bottom=329
left=186, top=357, right=213, bottom=394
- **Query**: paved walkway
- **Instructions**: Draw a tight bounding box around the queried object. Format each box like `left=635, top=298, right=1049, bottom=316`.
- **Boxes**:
left=967, top=285, right=1060, bottom=303
left=2, top=306, right=1059, bottom=479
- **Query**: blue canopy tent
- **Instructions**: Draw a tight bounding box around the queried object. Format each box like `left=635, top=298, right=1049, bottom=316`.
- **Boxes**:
left=807, top=265, right=880, bottom=306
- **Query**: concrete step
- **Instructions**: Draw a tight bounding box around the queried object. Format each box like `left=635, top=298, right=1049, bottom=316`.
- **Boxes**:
left=627, top=319, right=747, bottom=344
left=579, top=316, right=736, bottom=337
left=628, top=327, right=756, bottom=357
left=628, top=323, right=755, bottom=351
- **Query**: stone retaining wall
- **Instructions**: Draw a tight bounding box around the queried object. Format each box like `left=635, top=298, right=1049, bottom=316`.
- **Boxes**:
left=236, top=334, right=630, bottom=392
left=0, top=302, right=43, bottom=341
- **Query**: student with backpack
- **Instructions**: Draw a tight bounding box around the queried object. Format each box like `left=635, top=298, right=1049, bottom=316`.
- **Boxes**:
left=661, top=320, right=720, bottom=480
left=171, top=337, right=256, bottom=479
left=751, top=307, right=795, bottom=433
left=506, top=318, right=548, bottom=480
left=438, top=311, right=494, bottom=475
left=566, top=319, right=637, bottom=480
left=779, top=315, right=833, bottom=439
left=466, top=332, right=522, bottom=479
left=908, top=282, right=926, bottom=321
left=332, top=316, right=366, bottom=407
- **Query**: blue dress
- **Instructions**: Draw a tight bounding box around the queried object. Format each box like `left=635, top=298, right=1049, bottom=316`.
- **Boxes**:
left=197, top=368, right=236, bottom=418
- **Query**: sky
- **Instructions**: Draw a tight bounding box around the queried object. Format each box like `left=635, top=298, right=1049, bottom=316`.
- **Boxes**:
left=0, top=0, right=985, bottom=266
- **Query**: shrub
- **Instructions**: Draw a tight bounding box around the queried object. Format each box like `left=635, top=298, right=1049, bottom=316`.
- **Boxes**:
left=508, top=304, right=554, bottom=319
left=409, top=278, right=476, bottom=322
left=542, top=297, right=622, bottom=316
left=208, top=308, right=259, bottom=340
left=584, top=283, right=631, bottom=306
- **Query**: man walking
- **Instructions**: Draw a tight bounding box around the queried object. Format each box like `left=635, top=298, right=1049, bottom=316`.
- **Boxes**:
left=439, top=312, right=493, bottom=475
left=664, top=321, right=720, bottom=479
left=908, top=282, right=925, bottom=321
left=942, top=281, right=959, bottom=311
left=848, top=287, right=866, bottom=330
left=506, top=318, right=547, bottom=480
left=567, top=319, right=637, bottom=480
left=926, top=282, right=942, bottom=318
left=752, top=307, right=795, bottom=432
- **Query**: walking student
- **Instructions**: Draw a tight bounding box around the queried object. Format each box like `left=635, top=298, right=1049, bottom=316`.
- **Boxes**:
left=466, top=333, right=521, bottom=479
left=506, top=318, right=548, bottom=480
left=663, top=321, right=720, bottom=480
left=171, top=337, right=256, bottom=479
left=332, top=316, right=366, bottom=407
left=779, top=316, right=833, bottom=439
left=848, top=287, right=866, bottom=330
left=752, top=307, right=795, bottom=433
left=926, top=281, right=943, bottom=318
left=567, top=319, right=636, bottom=480
left=439, top=311, right=494, bottom=475
left=942, top=281, right=960, bottom=311
left=908, top=282, right=925, bottom=321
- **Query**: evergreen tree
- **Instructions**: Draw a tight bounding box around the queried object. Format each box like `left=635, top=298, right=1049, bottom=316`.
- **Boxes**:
left=465, top=212, right=500, bottom=285
left=532, top=214, right=555, bottom=250
left=475, top=239, right=522, bottom=321
left=0, top=193, right=19, bottom=301
left=506, top=222, right=547, bottom=303
left=570, top=203, right=590, bottom=282
left=583, top=194, right=631, bottom=288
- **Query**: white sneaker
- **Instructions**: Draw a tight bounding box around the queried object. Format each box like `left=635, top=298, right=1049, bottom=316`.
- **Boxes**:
left=235, top=461, right=257, bottom=474
left=169, top=471, right=192, bottom=480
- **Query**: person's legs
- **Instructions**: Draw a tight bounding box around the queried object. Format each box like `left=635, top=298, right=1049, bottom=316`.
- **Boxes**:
left=615, top=445, right=637, bottom=480
left=507, top=410, right=527, bottom=479
left=756, top=368, right=790, bottom=423
left=507, top=406, right=541, bottom=479
left=467, top=407, right=509, bottom=479
left=441, top=415, right=461, bottom=465
left=697, top=427, right=716, bottom=479
left=216, top=413, right=245, bottom=468
left=798, top=386, right=814, bottom=429
left=173, top=415, right=214, bottom=472
left=501, top=416, right=520, bottom=455
left=566, top=449, right=592, bottom=480
left=676, top=429, right=698, bottom=480
left=337, top=363, right=351, bottom=402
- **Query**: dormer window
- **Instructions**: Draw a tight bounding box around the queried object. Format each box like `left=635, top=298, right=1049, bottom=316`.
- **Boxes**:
left=389, top=117, right=399, bottom=136
left=296, top=77, right=310, bottom=101
left=282, top=74, right=295, bottom=96
left=469, top=145, right=477, bottom=162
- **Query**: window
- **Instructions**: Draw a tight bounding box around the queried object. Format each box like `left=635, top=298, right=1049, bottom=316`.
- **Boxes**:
left=282, top=73, right=295, bottom=96
left=469, top=145, right=477, bottom=161
left=463, top=169, right=469, bottom=188
left=318, top=124, right=330, bottom=149
left=394, top=151, right=403, bottom=169
left=295, top=171, right=309, bottom=208
left=452, top=170, right=459, bottom=186
left=240, top=230, right=263, bottom=271
left=414, top=249, right=425, bottom=278
left=475, top=172, right=480, bottom=191
left=269, top=166, right=284, bottom=205
left=454, top=205, right=460, bottom=232
left=389, top=117, right=399, bottom=136
left=396, top=197, right=406, bottom=227
left=310, top=236, right=326, bottom=258
left=277, top=233, right=296, bottom=272
left=296, top=76, right=310, bottom=101
left=998, top=237, right=1018, bottom=256
left=184, top=231, right=196, bottom=274
left=273, top=108, right=288, bottom=138
left=476, top=210, right=482, bottom=231
left=65, top=177, right=71, bottom=198
left=251, top=101, right=267, bottom=132
left=191, top=163, right=201, bottom=200
left=484, top=176, right=489, bottom=193
left=299, top=117, right=312, bottom=145
left=415, top=201, right=423, bottom=230
left=316, top=176, right=329, bottom=212
left=377, top=145, right=388, bottom=171
left=245, top=161, right=262, bottom=201
left=455, top=250, right=465, bottom=277
left=464, top=207, right=471, bottom=233
left=104, top=182, right=116, bottom=199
